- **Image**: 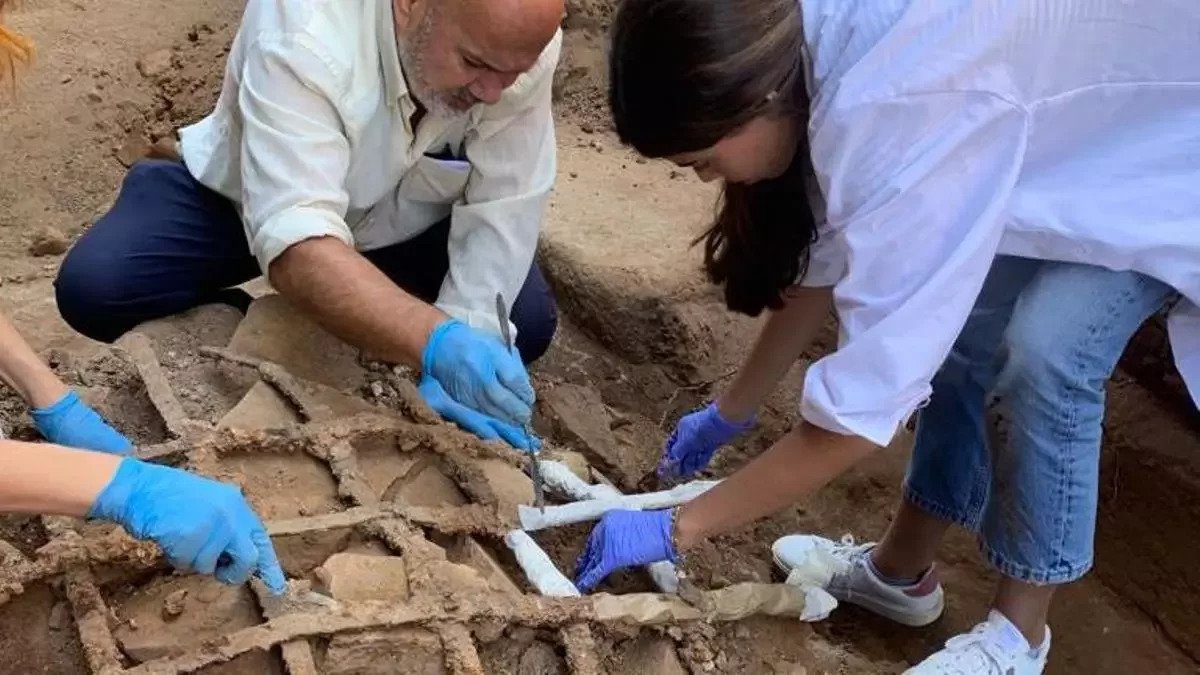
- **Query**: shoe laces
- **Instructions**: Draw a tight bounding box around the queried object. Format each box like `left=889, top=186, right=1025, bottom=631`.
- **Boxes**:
left=918, top=622, right=1014, bottom=674
left=823, top=534, right=874, bottom=578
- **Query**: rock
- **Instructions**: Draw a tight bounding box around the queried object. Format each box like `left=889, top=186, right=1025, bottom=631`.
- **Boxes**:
left=47, top=602, right=69, bottom=631
left=113, top=577, right=264, bottom=664
left=274, top=528, right=355, bottom=579
left=128, top=303, right=245, bottom=355
left=445, top=535, right=522, bottom=595
left=508, top=626, right=538, bottom=645
left=478, top=459, right=534, bottom=512
left=115, top=131, right=152, bottom=167
left=385, top=459, right=468, bottom=508
left=27, top=226, right=70, bottom=257
left=136, top=49, right=174, bottom=78
left=228, top=294, right=367, bottom=390
left=323, top=628, right=445, bottom=675
left=161, top=589, right=188, bottom=621
left=540, top=384, right=643, bottom=481
left=547, top=449, right=591, bottom=482
left=620, top=636, right=686, bottom=675
left=518, top=640, right=566, bottom=675
left=313, top=553, right=409, bottom=603
left=217, top=381, right=302, bottom=430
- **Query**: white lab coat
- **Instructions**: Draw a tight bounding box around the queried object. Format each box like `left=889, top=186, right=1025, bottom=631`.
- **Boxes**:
left=797, top=0, right=1200, bottom=446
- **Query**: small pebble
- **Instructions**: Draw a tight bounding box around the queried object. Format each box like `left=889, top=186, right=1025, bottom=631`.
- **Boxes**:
left=580, top=123, right=594, bottom=134
left=161, top=589, right=188, bottom=620
left=370, top=381, right=384, bottom=398
left=127, top=619, right=139, bottom=631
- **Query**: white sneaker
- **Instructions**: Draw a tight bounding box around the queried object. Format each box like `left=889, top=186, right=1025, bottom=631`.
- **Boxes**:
left=905, top=610, right=1050, bottom=674
left=772, top=534, right=944, bottom=627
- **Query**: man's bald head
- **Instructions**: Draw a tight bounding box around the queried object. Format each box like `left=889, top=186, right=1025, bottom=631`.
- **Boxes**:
left=394, top=0, right=563, bottom=113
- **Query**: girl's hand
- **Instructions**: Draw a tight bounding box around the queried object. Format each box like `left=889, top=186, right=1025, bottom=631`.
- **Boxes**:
left=89, top=458, right=287, bottom=594
left=32, top=390, right=134, bottom=455
left=575, top=509, right=677, bottom=593
left=657, top=402, right=755, bottom=482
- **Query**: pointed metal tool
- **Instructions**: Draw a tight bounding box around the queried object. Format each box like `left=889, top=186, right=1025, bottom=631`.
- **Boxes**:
left=496, top=292, right=545, bottom=511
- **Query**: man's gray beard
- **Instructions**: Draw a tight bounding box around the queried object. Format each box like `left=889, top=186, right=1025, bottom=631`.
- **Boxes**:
left=397, top=38, right=469, bottom=120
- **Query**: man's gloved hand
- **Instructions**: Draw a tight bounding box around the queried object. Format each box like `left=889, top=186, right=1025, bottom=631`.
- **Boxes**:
left=421, top=320, right=538, bottom=450
left=89, top=458, right=287, bottom=594
left=418, top=375, right=541, bottom=451
left=32, top=390, right=134, bottom=455
left=657, top=402, right=754, bottom=482
left=575, top=509, right=678, bottom=593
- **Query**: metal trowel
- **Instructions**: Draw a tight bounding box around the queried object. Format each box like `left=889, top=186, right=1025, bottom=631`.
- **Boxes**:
left=495, top=293, right=545, bottom=511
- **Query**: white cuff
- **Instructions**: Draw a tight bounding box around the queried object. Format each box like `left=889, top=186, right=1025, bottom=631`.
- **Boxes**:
left=251, top=206, right=355, bottom=274
left=435, top=301, right=518, bottom=345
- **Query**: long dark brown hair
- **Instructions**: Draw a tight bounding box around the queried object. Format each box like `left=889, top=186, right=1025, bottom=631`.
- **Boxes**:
left=609, top=0, right=816, bottom=316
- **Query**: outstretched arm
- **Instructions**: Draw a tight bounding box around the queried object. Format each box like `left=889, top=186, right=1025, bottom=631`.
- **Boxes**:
left=674, top=423, right=875, bottom=547
left=0, top=440, right=287, bottom=593
left=716, top=286, right=832, bottom=421
left=0, top=440, right=119, bottom=514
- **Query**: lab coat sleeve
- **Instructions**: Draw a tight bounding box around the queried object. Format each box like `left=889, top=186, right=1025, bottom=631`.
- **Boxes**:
left=435, top=33, right=561, bottom=339
left=801, top=92, right=1029, bottom=446
left=237, top=35, right=355, bottom=274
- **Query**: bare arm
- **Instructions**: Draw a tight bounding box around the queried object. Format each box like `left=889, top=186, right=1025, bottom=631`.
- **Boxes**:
left=0, top=312, right=69, bottom=408
left=0, top=440, right=120, bottom=515
left=675, top=422, right=876, bottom=547
left=717, top=286, right=833, bottom=421
left=268, top=237, right=447, bottom=368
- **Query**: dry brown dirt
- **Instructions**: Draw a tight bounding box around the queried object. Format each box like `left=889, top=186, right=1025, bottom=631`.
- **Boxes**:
left=1, top=1, right=1198, bottom=674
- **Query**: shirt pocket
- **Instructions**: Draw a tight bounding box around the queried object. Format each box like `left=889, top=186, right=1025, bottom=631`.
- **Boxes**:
left=397, top=155, right=472, bottom=204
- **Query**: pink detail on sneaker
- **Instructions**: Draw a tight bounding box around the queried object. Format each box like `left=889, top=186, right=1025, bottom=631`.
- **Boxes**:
left=903, top=564, right=940, bottom=597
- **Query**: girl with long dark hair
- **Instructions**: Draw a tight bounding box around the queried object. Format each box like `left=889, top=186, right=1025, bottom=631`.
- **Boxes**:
left=575, top=2, right=1200, bottom=673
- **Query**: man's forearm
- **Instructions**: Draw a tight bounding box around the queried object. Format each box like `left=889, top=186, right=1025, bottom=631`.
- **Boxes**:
left=0, top=312, right=68, bottom=408
left=717, top=286, right=833, bottom=421
left=268, top=237, right=447, bottom=368
left=674, top=422, right=876, bottom=548
left=0, top=440, right=121, bottom=516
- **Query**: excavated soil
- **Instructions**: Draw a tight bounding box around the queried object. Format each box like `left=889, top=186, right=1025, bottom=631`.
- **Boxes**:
left=1, top=1, right=1198, bottom=673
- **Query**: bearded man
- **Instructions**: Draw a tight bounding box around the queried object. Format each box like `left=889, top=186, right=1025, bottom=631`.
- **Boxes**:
left=56, top=0, right=564, bottom=448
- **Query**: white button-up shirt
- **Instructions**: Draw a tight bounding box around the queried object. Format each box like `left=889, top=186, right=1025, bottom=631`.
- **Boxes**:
left=797, top=0, right=1200, bottom=446
left=179, top=0, right=561, bottom=338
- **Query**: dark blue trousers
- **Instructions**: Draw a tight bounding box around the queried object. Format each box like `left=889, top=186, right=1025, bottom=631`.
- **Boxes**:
left=55, top=160, right=558, bottom=363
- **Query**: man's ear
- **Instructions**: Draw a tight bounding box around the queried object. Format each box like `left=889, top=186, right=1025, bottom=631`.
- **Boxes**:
left=392, top=0, right=422, bottom=33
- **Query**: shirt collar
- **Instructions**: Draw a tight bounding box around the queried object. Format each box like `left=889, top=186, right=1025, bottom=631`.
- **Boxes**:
left=378, top=0, right=412, bottom=110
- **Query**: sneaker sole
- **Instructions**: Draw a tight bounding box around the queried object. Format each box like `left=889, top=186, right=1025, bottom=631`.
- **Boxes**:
left=771, top=552, right=945, bottom=628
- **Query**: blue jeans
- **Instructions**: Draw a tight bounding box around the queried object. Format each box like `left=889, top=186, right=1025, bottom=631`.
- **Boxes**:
left=54, top=160, right=558, bottom=364
left=905, top=256, right=1175, bottom=584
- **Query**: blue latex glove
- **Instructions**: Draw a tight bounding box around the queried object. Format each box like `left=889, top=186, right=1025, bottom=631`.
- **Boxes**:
left=657, top=402, right=754, bottom=481
left=32, top=390, right=134, bottom=455
left=89, top=458, right=287, bottom=594
left=575, top=509, right=678, bottom=593
left=418, top=374, right=541, bottom=451
left=421, top=320, right=538, bottom=449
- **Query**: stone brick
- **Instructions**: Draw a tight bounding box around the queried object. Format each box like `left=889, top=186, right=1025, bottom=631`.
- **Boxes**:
left=446, top=536, right=522, bottom=595
left=478, top=459, right=534, bottom=512
left=323, top=628, right=445, bottom=675
left=227, top=294, right=367, bottom=390
left=313, top=553, right=410, bottom=603
left=113, top=576, right=267, bottom=667
left=619, top=635, right=686, bottom=675
left=217, top=381, right=301, bottom=431
left=385, top=460, right=468, bottom=508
